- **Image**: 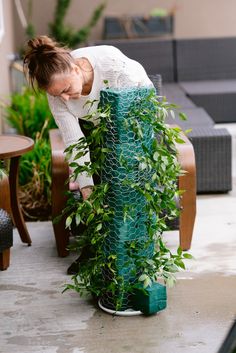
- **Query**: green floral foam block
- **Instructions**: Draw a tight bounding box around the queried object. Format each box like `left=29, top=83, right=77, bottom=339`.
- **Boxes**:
left=131, top=282, right=167, bottom=315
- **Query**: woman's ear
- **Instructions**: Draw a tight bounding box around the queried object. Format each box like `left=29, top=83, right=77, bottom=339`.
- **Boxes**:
left=71, top=62, right=80, bottom=74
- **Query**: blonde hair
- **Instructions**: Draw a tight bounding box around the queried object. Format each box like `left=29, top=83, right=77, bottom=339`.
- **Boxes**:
left=24, top=35, right=75, bottom=89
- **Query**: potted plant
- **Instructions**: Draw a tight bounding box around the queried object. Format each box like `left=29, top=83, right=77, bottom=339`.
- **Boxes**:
left=2, top=87, right=57, bottom=220
left=62, top=87, right=192, bottom=315
left=103, top=6, right=177, bottom=40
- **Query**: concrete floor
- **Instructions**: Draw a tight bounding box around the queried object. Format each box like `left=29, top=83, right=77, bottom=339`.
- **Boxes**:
left=1, top=125, right=236, bottom=353
left=1, top=188, right=236, bottom=353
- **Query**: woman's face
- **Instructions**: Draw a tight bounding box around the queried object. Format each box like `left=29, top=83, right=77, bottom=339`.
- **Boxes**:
left=47, top=64, right=84, bottom=101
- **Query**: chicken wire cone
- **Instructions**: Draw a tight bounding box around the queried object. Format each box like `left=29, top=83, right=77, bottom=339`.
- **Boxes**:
left=98, top=87, right=157, bottom=311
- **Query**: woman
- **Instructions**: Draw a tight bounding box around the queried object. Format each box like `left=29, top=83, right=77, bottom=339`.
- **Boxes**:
left=24, top=35, right=153, bottom=200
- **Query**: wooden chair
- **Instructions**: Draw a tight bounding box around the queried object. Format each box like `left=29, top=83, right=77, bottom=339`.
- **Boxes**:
left=175, top=130, right=196, bottom=250
left=49, top=128, right=196, bottom=257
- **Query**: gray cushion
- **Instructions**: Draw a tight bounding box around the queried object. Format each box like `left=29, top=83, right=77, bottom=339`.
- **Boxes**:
left=176, top=37, right=236, bottom=81
left=180, top=80, right=236, bottom=123
left=180, top=80, right=236, bottom=95
left=163, top=83, right=196, bottom=107
left=166, top=107, right=214, bottom=131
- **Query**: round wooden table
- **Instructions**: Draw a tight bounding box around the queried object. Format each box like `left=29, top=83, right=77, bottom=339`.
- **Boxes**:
left=0, top=134, right=34, bottom=245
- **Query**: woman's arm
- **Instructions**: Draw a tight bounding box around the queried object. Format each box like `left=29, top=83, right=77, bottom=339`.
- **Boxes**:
left=47, top=94, right=94, bottom=192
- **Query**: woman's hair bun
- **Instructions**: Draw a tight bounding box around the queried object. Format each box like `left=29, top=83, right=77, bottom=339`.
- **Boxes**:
left=27, top=35, right=57, bottom=53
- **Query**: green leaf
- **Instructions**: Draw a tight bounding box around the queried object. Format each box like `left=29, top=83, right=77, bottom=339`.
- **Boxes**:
left=139, top=162, right=147, bottom=170
left=152, top=173, right=157, bottom=181
left=183, top=253, right=194, bottom=259
left=87, top=213, right=94, bottom=224
left=96, top=223, right=102, bottom=231
left=177, top=247, right=182, bottom=256
left=108, top=254, right=117, bottom=260
left=146, top=259, right=155, bottom=266
left=69, top=162, right=79, bottom=168
left=84, top=200, right=92, bottom=209
left=179, top=112, right=187, bottom=121
left=175, top=137, right=185, bottom=144
left=165, top=276, right=176, bottom=288
left=75, top=214, right=81, bottom=226
left=104, top=183, right=109, bottom=193
left=153, top=151, right=159, bottom=161
left=145, top=183, right=151, bottom=190
left=65, top=216, right=72, bottom=229
left=139, top=274, right=148, bottom=282
left=175, top=259, right=186, bottom=270
left=166, top=264, right=179, bottom=273
left=143, top=277, right=152, bottom=288
left=144, top=192, right=152, bottom=202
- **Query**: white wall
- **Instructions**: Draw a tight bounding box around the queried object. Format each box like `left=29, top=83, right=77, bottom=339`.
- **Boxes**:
left=174, top=0, right=236, bottom=39
left=0, top=0, right=15, bottom=132
left=13, top=0, right=236, bottom=49
left=0, top=0, right=15, bottom=95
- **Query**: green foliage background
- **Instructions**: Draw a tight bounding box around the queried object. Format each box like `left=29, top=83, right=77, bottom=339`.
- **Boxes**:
left=49, top=0, right=106, bottom=48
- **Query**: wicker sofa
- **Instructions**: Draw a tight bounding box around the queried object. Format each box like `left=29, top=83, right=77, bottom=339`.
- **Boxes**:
left=91, top=37, right=233, bottom=193
left=176, top=37, right=236, bottom=123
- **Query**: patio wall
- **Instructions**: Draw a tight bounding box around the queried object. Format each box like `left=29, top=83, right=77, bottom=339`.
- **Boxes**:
left=13, top=0, right=236, bottom=49
left=0, top=0, right=15, bottom=133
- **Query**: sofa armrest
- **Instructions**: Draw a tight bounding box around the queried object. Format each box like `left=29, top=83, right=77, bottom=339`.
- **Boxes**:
left=172, top=126, right=196, bottom=250
left=49, top=129, right=70, bottom=257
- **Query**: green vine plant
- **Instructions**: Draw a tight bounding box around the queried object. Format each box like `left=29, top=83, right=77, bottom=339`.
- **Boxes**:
left=61, top=89, right=193, bottom=310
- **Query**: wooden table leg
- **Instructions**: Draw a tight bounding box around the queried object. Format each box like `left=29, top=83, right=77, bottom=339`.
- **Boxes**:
left=9, top=156, right=32, bottom=245
left=0, top=248, right=10, bottom=270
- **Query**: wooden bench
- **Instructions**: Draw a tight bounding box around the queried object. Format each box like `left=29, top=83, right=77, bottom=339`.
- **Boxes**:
left=49, top=128, right=196, bottom=257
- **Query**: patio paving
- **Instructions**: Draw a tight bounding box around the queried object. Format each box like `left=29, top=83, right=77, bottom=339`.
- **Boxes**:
left=1, top=123, right=236, bottom=353
left=1, top=180, right=236, bottom=353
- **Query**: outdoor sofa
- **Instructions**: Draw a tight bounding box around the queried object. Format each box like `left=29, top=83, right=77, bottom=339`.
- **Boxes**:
left=90, top=37, right=233, bottom=193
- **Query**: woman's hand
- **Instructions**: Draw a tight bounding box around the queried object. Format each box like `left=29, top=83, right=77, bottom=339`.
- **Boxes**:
left=69, top=181, right=80, bottom=190
left=69, top=181, right=93, bottom=200
left=80, top=186, right=93, bottom=200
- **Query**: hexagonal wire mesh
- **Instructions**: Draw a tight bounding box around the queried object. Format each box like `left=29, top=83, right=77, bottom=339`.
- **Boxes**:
left=99, top=87, right=157, bottom=310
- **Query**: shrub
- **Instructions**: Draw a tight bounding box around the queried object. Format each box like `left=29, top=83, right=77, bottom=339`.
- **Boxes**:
left=3, top=88, right=57, bottom=220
